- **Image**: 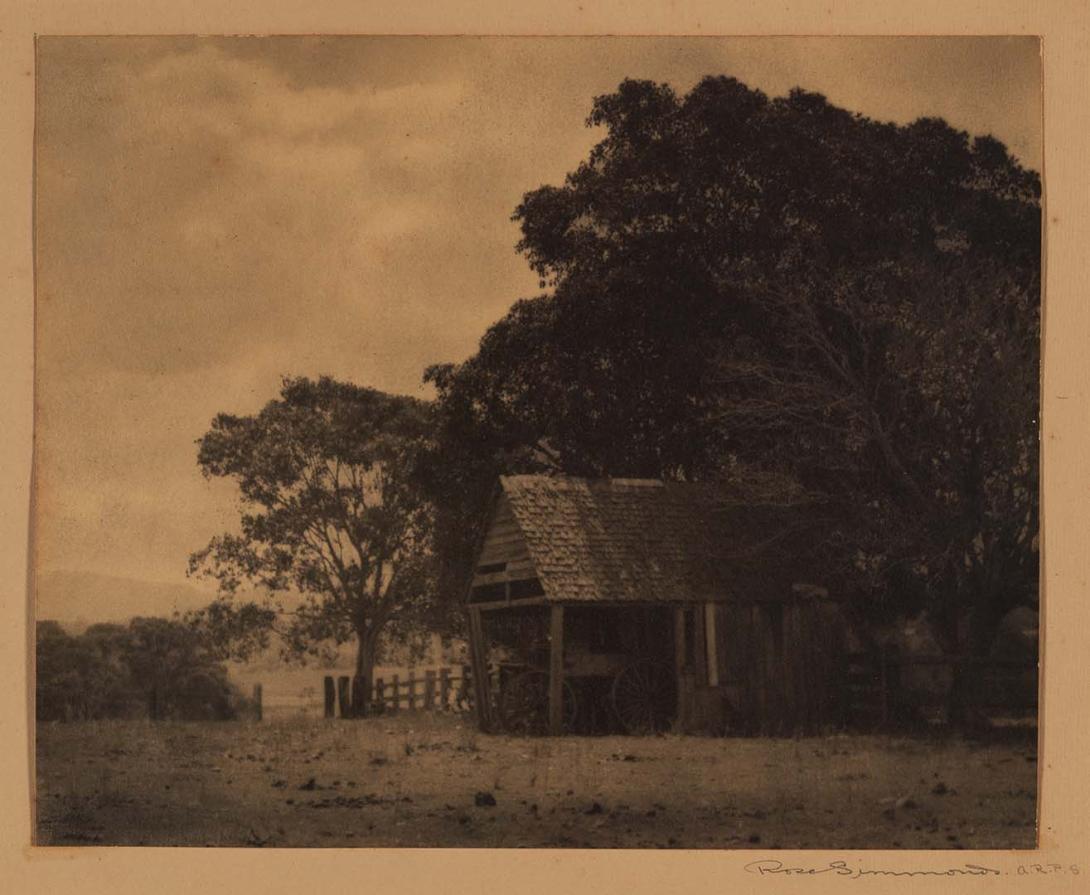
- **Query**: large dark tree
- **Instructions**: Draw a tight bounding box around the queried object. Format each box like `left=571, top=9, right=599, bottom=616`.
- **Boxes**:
left=426, top=77, right=1040, bottom=713
left=189, top=376, right=440, bottom=714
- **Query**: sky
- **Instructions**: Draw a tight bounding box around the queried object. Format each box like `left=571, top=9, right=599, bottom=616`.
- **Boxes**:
left=33, top=36, right=1042, bottom=604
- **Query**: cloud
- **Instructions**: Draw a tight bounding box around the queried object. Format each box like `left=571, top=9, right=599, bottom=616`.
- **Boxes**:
left=35, top=41, right=494, bottom=386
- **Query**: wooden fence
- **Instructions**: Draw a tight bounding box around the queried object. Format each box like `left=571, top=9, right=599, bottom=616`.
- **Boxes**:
left=322, top=665, right=474, bottom=719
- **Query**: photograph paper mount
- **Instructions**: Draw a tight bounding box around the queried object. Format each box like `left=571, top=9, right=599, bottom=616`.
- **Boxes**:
left=3, top=2, right=1089, bottom=895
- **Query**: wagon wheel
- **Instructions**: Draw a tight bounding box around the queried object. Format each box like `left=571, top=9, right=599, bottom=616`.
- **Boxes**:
left=611, top=659, right=676, bottom=734
left=499, top=669, right=578, bottom=735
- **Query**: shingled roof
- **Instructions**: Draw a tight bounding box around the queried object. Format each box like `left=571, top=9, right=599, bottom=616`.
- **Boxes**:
left=497, top=475, right=823, bottom=604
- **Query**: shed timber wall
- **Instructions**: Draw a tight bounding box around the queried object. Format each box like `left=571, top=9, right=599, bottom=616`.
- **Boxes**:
left=700, top=599, right=849, bottom=735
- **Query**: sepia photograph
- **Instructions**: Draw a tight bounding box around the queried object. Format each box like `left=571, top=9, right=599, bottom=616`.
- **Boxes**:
left=32, top=35, right=1041, bottom=851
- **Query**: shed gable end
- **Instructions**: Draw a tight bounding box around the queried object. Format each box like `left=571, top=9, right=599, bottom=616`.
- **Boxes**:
left=468, top=494, right=543, bottom=604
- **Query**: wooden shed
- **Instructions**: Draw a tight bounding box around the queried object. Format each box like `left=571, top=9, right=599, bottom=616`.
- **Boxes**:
left=465, top=475, right=849, bottom=736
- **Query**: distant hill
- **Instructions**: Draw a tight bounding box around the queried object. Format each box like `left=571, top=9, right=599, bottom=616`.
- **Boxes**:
left=34, top=569, right=216, bottom=631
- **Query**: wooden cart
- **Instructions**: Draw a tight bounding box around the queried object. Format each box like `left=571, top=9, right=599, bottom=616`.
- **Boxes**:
left=495, top=656, right=676, bottom=735
left=489, top=606, right=677, bottom=735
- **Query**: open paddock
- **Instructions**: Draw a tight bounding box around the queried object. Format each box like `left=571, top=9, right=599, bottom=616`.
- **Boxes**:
left=35, top=713, right=1037, bottom=849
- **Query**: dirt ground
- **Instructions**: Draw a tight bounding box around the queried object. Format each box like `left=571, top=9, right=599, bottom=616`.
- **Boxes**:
left=35, top=713, right=1037, bottom=849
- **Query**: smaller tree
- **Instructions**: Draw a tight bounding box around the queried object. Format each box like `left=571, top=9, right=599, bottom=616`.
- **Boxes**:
left=188, top=376, right=437, bottom=714
left=124, top=616, right=237, bottom=720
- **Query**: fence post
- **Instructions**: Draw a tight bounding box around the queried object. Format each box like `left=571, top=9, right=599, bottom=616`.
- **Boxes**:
left=460, top=664, right=472, bottom=710
left=407, top=671, right=417, bottom=710
left=391, top=675, right=400, bottom=713
left=424, top=670, right=436, bottom=711
left=323, top=676, right=336, bottom=719
left=252, top=683, right=263, bottom=721
left=375, top=678, right=385, bottom=714
left=337, top=675, right=352, bottom=719
left=439, top=667, right=451, bottom=710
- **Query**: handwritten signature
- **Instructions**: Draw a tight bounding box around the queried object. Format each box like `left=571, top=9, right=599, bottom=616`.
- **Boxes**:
left=744, top=859, right=1002, bottom=879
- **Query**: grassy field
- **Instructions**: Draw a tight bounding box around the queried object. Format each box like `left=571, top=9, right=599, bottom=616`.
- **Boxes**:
left=35, top=713, right=1037, bottom=849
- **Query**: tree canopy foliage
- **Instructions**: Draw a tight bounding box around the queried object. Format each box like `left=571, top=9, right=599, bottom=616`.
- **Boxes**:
left=188, top=376, right=443, bottom=710
left=426, top=77, right=1040, bottom=665
left=36, top=617, right=242, bottom=722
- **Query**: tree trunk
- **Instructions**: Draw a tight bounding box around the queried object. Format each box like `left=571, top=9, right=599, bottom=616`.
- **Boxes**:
left=945, top=571, right=1005, bottom=733
left=352, top=630, right=378, bottom=718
